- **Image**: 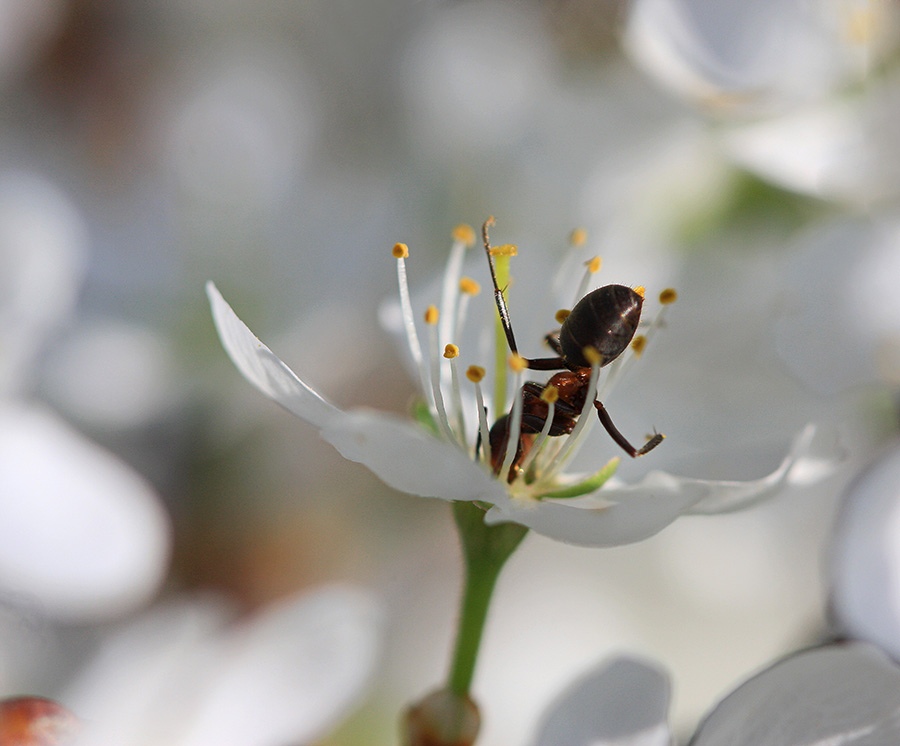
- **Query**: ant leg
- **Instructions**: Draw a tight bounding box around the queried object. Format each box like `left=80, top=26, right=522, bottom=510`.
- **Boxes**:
left=593, top=400, right=664, bottom=458
left=544, top=332, right=563, bottom=356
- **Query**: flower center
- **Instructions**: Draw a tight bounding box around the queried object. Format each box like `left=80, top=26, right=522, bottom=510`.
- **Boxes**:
left=392, top=223, right=675, bottom=498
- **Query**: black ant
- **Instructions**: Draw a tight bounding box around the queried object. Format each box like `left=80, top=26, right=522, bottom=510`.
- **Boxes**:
left=482, top=218, right=663, bottom=482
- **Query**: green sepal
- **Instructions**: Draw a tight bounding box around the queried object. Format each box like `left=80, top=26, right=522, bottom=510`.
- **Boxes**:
left=536, top=457, right=620, bottom=499
left=412, top=398, right=439, bottom=434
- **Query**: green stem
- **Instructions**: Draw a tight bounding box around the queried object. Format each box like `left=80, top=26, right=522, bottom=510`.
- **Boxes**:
left=447, top=501, right=528, bottom=696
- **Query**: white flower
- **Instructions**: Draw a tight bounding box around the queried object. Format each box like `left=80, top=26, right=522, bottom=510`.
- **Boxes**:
left=60, top=585, right=383, bottom=746
left=532, top=644, right=900, bottom=746
left=624, top=0, right=894, bottom=117
left=830, top=440, right=900, bottom=661
left=207, top=224, right=838, bottom=547
left=623, top=0, right=900, bottom=205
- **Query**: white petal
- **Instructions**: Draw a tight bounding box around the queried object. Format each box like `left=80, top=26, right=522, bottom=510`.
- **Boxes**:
left=0, top=172, right=87, bottom=395
left=182, top=586, right=383, bottom=746
left=685, top=424, right=844, bottom=514
left=625, top=0, right=868, bottom=114
left=692, top=644, right=900, bottom=746
left=65, top=596, right=234, bottom=742
left=485, top=470, right=705, bottom=547
left=484, top=425, right=838, bottom=547
left=830, top=442, right=900, bottom=661
left=320, top=409, right=506, bottom=503
left=68, top=587, right=382, bottom=746
left=0, top=404, right=170, bottom=621
left=532, top=656, right=671, bottom=746
left=206, top=281, right=340, bottom=428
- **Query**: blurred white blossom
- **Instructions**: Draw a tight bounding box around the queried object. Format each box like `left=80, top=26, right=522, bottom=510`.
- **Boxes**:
left=64, top=585, right=383, bottom=746
left=624, top=0, right=900, bottom=205
left=831, top=441, right=900, bottom=661
left=0, top=170, right=171, bottom=622
left=532, top=644, right=900, bottom=746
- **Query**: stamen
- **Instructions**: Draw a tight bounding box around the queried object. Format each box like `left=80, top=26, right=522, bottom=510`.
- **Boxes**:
left=500, top=363, right=525, bottom=482
left=573, top=255, right=602, bottom=306
left=659, top=288, right=678, bottom=305
left=444, top=344, right=466, bottom=444
left=518, top=385, right=558, bottom=475
left=630, top=335, right=647, bottom=358
left=459, top=277, right=480, bottom=295
left=467, top=366, right=492, bottom=467
left=509, top=353, right=528, bottom=373
left=555, top=309, right=571, bottom=324
left=599, top=288, right=675, bottom=400
left=452, top=223, right=476, bottom=247
left=454, top=277, right=480, bottom=345
left=393, top=243, right=432, bottom=412
left=634, top=285, right=646, bottom=298
left=425, top=306, right=454, bottom=441
left=569, top=227, right=587, bottom=247
left=541, top=357, right=602, bottom=481
left=440, top=228, right=473, bottom=358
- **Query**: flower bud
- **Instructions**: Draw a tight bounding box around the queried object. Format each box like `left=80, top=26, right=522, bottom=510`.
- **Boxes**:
left=0, top=697, right=80, bottom=745
left=402, top=688, right=480, bottom=746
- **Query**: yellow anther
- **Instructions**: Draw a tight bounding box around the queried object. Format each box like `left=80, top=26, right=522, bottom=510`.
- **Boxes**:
left=634, top=285, right=646, bottom=298
left=392, top=242, right=409, bottom=259
left=555, top=309, right=571, bottom=324
left=424, top=305, right=439, bottom=325
left=541, top=385, right=559, bottom=404
left=466, top=365, right=486, bottom=383
left=509, top=353, right=528, bottom=373
left=569, top=227, right=587, bottom=247
left=489, top=243, right=518, bottom=257
left=586, top=255, right=602, bottom=274
left=631, top=335, right=647, bottom=358
left=659, top=288, right=678, bottom=305
left=443, top=344, right=459, bottom=359
left=452, top=223, right=476, bottom=247
left=459, top=277, right=481, bottom=295
left=582, top=346, right=602, bottom=366
left=846, top=6, right=875, bottom=45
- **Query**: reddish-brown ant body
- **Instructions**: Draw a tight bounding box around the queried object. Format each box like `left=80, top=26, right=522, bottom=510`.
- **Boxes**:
left=482, top=220, right=663, bottom=481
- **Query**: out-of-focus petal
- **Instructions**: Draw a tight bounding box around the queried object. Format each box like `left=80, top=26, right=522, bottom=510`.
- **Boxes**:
left=685, top=424, right=844, bottom=514
left=64, top=596, right=233, bottom=741
left=625, top=0, right=876, bottom=115
left=531, top=656, right=671, bottom=746
left=691, top=644, right=900, bottom=746
left=485, top=425, right=838, bottom=547
left=320, top=409, right=506, bottom=504
left=182, top=586, right=383, bottom=746
left=0, top=172, right=87, bottom=395
left=206, top=282, right=341, bottom=428
left=0, top=404, right=170, bottom=622
left=830, top=442, right=900, bottom=661
left=67, top=587, right=383, bottom=746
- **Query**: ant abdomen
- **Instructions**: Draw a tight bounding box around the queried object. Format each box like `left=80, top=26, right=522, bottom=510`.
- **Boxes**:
left=558, top=285, right=642, bottom=369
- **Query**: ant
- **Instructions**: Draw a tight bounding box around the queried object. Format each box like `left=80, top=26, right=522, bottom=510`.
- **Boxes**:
left=482, top=219, right=663, bottom=482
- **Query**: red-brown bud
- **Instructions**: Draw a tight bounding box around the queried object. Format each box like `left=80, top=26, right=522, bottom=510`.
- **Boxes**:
left=0, top=697, right=80, bottom=746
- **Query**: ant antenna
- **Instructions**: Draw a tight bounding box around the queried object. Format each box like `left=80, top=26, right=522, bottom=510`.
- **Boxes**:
left=483, top=217, right=521, bottom=356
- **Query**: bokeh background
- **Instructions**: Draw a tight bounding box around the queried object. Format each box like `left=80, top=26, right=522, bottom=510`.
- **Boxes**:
left=3, top=0, right=900, bottom=744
